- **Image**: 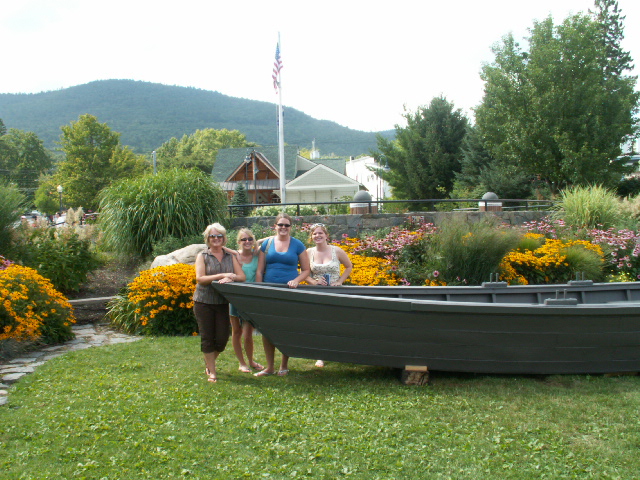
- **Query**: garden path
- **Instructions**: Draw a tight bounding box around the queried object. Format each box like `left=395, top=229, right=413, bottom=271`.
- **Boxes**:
left=0, top=323, right=140, bottom=406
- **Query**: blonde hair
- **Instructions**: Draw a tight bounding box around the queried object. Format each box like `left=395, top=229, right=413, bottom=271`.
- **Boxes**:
left=308, top=223, right=330, bottom=244
left=236, top=228, right=254, bottom=244
left=203, top=223, right=227, bottom=244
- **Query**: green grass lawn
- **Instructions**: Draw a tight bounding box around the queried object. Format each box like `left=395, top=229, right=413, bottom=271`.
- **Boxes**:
left=1, top=336, right=640, bottom=479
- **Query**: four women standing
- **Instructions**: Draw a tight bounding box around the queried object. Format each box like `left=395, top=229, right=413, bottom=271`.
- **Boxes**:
left=194, top=217, right=352, bottom=381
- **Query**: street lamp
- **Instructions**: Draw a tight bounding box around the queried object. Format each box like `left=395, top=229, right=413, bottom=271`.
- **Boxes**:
left=56, top=185, right=63, bottom=213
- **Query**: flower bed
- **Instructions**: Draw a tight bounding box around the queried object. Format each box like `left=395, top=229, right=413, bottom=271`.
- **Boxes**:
left=0, top=263, right=75, bottom=343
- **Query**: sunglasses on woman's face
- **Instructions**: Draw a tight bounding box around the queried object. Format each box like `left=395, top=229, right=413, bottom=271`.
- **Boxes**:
left=240, top=237, right=254, bottom=242
left=208, top=234, right=224, bottom=238
left=276, top=223, right=291, bottom=228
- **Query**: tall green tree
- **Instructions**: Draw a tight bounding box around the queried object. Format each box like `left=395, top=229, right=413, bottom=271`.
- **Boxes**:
left=453, top=126, right=533, bottom=200
left=475, top=2, right=639, bottom=193
left=56, top=114, right=149, bottom=209
left=375, top=97, right=468, bottom=204
left=0, top=126, right=52, bottom=199
left=156, top=128, right=250, bottom=173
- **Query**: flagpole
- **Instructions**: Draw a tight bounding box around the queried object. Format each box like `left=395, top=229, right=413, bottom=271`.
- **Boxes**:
left=277, top=33, right=286, bottom=204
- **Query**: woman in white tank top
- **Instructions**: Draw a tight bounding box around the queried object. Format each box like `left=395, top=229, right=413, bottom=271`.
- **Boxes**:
left=306, top=223, right=353, bottom=367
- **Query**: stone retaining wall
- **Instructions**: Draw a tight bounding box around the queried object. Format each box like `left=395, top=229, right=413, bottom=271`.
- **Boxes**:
left=231, top=211, right=550, bottom=238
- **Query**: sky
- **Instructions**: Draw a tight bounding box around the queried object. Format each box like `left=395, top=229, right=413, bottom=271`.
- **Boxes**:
left=1, top=0, right=639, bottom=134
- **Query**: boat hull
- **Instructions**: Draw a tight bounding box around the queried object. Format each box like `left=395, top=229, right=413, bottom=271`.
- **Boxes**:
left=213, top=282, right=640, bottom=374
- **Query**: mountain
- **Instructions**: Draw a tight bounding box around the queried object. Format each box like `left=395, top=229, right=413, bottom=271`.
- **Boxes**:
left=0, top=79, right=394, bottom=157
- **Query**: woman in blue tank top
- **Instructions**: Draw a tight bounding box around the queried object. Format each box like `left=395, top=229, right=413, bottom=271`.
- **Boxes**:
left=254, top=213, right=310, bottom=376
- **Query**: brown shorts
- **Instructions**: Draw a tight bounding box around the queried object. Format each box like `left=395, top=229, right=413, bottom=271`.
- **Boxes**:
left=193, top=301, right=230, bottom=353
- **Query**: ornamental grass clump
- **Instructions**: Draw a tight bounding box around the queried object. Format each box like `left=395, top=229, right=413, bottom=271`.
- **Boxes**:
left=422, top=216, right=521, bottom=286
left=553, top=185, right=622, bottom=230
left=108, top=263, right=197, bottom=336
left=0, top=264, right=75, bottom=343
left=99, top=168, right=227, bottom=258
left=500, top=233, right=604, bottom=285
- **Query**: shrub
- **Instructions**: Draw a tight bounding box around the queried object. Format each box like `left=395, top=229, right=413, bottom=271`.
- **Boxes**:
left=107, top=264, right=197, bottom=336
left=0, top=264, right=75, bottom=343
left=11, top=223, right=100, bottom=292
left=587, top=228, right=640, bottom=280
left=422, top=216, right=521, bottom=286
left=553, top=185, right=622, bottom=230
left=500, top=234, right=604, bottom=285
left=99, top=169, right=228, bottom=258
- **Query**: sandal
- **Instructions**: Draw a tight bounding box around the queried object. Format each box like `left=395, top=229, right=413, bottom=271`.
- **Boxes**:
left=254, top=369, right=275, bottom=377
left=277, top=369, right=289, bottom=376
left=250, top=361, right=265, bottom=370
left=238, top=365, right=252, bottom=373
left=205, top=367, right=217, bottom=383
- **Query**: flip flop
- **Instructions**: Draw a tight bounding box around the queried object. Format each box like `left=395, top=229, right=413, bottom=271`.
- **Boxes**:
left=254, top=370, right=275, bottom=377
left=277, top=369, right=289, bottom=376
left=251, top=362, right=265, bottom=370
left=238, top=365, right=252, bottom=373
left=205, top=368, right=217, bottom=383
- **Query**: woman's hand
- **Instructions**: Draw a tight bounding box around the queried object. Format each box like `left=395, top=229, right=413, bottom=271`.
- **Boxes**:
left=219, top=273, right=237, bottom=284
left=287, top=279, right=299, bottom=288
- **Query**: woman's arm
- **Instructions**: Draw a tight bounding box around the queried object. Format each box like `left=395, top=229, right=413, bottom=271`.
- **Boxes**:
left=304, top=247, right=319, bottom=285
left=333, top=247, right=353, bottom=286
left=288, top=250, right=310, bottom=288
left=195, top=253, right=236, bottom=285
left=219, top=255, right=246, bottom=284
left=256, top=250, right=266, bottom=283
left=222, top=246, right=239, bottom=258
left=253, top=236, right=273, bottom=254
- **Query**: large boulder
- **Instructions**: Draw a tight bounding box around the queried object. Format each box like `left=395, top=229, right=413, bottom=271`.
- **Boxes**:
left=150, top=244, right=206, bottom=268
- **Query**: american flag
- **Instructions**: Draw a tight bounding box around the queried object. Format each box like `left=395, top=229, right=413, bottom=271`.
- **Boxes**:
left=272, top=42, right=282, bottom=93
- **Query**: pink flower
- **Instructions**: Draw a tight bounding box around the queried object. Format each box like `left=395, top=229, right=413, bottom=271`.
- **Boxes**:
left=433, top=270, right=439, bottom=278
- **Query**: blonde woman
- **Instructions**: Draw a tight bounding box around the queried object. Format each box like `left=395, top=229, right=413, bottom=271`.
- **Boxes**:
left=305, top=223, right=353, bottom=367
left=193, top=223, right=245, bottom=383
left=228, top=228, right=264, bottom=373
left=254, top=213, right=310, bottom=376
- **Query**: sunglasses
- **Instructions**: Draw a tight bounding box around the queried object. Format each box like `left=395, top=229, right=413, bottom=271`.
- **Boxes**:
left=276, top=223, right=291, bottom=228
left=311, top=223, right=325, bottom=229
left=208, top=234, right=224, bottom=238
left=240, top=237, right=254, bottom=242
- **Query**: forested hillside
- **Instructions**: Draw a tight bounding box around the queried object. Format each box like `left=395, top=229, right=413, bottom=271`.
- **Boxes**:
left=0, top=80, right=393, bottom=156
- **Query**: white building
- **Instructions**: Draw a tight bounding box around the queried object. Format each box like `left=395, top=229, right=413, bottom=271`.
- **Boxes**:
left=345, top=156, right=391, bottom=201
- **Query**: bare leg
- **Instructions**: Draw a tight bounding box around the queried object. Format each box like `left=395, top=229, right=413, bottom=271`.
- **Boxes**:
left=243, top=324, right=262, bottom=369
left=260, top=336, right=276, bottom=374
left=230, top=315, right=249, bottom=370
left=203, top=351, right=219, bottom=382
left=279, top=354, right=289, bottom=373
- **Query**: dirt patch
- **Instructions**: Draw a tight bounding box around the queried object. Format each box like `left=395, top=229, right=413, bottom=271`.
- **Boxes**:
left=66, top=260, right=142, bottom=324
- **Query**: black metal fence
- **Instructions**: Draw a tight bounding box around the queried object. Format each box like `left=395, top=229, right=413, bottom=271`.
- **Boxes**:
left=227, top=198, right=553, bottom=219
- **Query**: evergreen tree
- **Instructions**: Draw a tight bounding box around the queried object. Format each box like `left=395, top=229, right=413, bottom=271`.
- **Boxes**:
left=375, top=97, right=468, bottom=207
left=231, top=182, right=250, bottom=217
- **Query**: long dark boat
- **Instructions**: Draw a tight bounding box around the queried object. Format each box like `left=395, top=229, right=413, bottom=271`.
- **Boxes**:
left=212, top=281, right=640, bottom=375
